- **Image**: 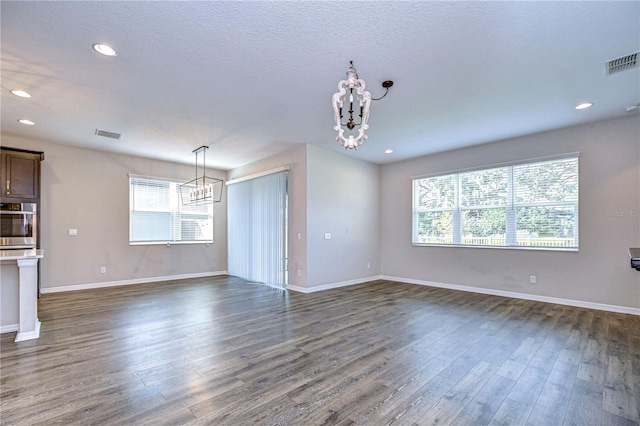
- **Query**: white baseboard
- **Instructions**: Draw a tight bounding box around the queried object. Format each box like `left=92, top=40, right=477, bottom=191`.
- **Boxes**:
left=381, top=275, right=640, bottom=316
left=288, top=275, right=382, bottom=294
left=0, top=324, right=19, bottom=334
left=40, top=271, right=228, bottom=294
left=15, top=320, right=41, bottom=342
left=37, top=271, right=640, bottom=315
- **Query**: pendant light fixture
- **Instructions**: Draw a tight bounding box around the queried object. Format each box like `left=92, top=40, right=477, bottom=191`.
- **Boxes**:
left=331, top=61, right=393, bottom=149
left=179, top=145, right=223, bottom=205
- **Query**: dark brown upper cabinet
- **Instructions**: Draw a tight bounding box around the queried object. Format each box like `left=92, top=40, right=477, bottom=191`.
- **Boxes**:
left=1, top=148, right=43, bottom=202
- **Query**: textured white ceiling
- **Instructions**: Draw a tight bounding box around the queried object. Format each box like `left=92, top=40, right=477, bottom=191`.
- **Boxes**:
left=1, top=1, right=639, bottom=170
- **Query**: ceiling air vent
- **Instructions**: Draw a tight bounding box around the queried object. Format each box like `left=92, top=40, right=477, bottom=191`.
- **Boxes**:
left=606, top=51, right=639, bottom=75
left=94, top=129, right=122, bottom=140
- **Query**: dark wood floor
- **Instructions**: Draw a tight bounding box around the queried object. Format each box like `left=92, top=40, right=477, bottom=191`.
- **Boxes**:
left=1, top=276, right=639, bottom=425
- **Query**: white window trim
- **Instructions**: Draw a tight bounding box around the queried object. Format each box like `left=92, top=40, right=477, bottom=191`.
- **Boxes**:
left=412, top=154, right=579, bottom=251
left=129, top=174, right=214, bottom=246
left=226, top=165, right=290, bottom=186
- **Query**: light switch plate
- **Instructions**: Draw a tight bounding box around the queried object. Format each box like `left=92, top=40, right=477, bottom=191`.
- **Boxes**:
left=324, top=233, right=331, bottom=240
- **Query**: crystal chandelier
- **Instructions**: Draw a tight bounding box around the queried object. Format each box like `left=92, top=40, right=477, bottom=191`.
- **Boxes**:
left=331, top=61, right=393, bottom=149
left=179, top=145, right=223, bottom=205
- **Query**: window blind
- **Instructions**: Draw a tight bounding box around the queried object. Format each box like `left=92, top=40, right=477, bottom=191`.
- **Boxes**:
left=412, top=156, right=579, bottom=250
left=129, top=176, right=213, bottom=244
left=227, top=170, right=288, bottom=289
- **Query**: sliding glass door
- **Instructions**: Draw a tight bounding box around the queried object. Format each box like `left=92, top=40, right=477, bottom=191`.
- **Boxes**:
left=227, top=170, right=288, bottom=289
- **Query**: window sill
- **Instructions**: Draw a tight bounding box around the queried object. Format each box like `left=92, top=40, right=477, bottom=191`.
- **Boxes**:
left=129, top=241, right=213, bottom=247
left=412, top=243, right=578, bottom=252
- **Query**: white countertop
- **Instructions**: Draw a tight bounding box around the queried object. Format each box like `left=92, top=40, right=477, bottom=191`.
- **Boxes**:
left=0, top=249, right=44, bottom=260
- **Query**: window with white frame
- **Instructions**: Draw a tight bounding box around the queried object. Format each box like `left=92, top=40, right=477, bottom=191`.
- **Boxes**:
left=129, top=175, right=213, bottom=245
left=412, top=155, right=579, bottom=250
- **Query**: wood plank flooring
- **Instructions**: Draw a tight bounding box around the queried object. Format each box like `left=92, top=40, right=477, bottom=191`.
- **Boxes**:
left=1, top=276, right=639, bottom=425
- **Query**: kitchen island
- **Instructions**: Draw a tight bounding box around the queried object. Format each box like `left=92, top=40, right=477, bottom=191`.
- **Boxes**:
left=0, top=249, right=44, bottom=341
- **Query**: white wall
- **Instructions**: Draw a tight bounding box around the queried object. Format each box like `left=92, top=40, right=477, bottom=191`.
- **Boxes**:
left=2, top=135, right=228, bottom=293
left=306, top=145, right=380, bottom=288
left=227, top=145, right=308, bottom=288
left=380, top=116, right=640, bottom=310
left=3, top=115, right=637, bottom=318
left=227, top=144, right=380, bottom=291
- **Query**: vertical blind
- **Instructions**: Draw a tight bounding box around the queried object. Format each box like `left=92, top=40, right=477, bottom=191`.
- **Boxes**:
left=129, top=175, right=213, bottom=244
left=227, top=169, right=288, bottom=289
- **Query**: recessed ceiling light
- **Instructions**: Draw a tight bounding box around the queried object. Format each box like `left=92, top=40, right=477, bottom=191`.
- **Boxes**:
left=385, top=149, right=393, bottom=154
left=92, top=43, right=117, bottom=56
left=575, top=102, right=593, bottom=110
left=18, top=119, right=35, bottom=125
left=10, top=90, right=31, bottom=98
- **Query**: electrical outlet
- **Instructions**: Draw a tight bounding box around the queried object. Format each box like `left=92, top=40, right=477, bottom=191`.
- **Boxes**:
left=100, top=266, right=106, bottom=274
left=68, top=228, right=78, bottom=236
left=530, top=275, right=537, bottom=284
left=297, top=269, right=302, bottom=277
left=367, top=262, right=371, bottom=269
left=324, top=233, right=332, bottom=240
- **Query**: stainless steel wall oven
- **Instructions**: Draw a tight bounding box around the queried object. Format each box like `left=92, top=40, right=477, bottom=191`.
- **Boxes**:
left=0, top=202, right=37, bottom=249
